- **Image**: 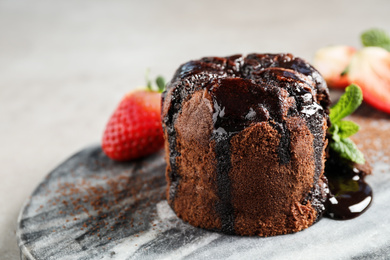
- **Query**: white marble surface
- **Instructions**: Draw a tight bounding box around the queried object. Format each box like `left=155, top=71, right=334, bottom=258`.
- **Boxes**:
left=1, top=0, right=390, bottom=259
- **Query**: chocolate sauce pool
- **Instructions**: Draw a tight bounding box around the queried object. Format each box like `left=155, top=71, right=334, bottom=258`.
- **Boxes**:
left=324, top=150, right=373, bottom=220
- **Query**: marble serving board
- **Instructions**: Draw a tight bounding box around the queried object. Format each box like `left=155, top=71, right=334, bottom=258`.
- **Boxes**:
left=17, top=144, right=390, bottom=260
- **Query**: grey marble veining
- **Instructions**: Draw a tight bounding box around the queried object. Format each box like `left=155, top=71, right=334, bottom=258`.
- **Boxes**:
left=17, top=141, right=390, bottom=259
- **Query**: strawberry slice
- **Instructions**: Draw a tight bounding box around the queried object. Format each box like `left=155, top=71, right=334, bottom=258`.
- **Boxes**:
left=102, top=89, right=164, bottom=161
left=347, top=47, right=390, bottom=114
left=314, top=45, right=356, bottom=88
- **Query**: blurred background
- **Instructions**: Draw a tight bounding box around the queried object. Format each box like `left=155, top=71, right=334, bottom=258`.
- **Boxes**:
left=1, top=0, right=390, bottom=258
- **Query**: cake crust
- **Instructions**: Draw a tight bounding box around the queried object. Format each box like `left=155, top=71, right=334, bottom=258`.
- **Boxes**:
left=162, top=53, right=330, bottom=236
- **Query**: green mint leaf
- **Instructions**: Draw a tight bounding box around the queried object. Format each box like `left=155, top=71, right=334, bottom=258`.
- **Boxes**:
left=328, top=85, right=365, bottom=165
left=337, top=120, right=360, bottom=138
left=361, top=28, right=390, bottom=51
left=156, top=76, right=166, bottom=92
left=330, top=138, right=365, bottom=164
left=330, top=124, right=341, bottom=142
left=329, top=84, right=363, bottom=123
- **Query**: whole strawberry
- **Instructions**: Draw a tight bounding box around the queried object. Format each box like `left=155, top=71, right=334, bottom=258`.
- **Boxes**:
left=102, top=76, right=165, bottom=161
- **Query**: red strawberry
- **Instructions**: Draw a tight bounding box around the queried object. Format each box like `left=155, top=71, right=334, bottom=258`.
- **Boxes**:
left=102, top=89, right=164, bottom=161
left=314, top=45, right=356, bottom=88
left=347, top=47, right=390, bottom=114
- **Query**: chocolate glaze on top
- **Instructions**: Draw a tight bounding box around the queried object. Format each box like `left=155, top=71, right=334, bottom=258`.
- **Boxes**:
left=209, top=77, right=282, bottom=134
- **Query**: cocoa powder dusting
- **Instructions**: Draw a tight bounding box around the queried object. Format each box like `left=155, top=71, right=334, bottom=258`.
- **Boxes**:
left=349, top=104, right=390, bottom=172
left=36, top=149, right=166, bottom=244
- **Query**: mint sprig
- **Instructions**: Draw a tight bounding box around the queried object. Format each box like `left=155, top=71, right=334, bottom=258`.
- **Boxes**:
left=361, top=28, right=390, bottom=51
left=156, top=76, right=166, bottom=92
left=330, top=138, right=365, bottom=165
left=329, top=84, right=365, bottom=164
left=334, top=120, right=359, bottom=139
left=145, top=69, right=166, bottom=93
left=329, top=84, right=363, bottom=123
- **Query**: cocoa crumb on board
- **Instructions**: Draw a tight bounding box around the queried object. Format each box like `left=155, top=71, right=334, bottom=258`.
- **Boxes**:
left=349, top=104, right=390, bottom=173
left=35, top=151, right=166, bottom=243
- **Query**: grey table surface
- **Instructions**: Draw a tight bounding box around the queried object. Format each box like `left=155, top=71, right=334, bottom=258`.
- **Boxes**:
left=2, top=0, right=390, bottom=259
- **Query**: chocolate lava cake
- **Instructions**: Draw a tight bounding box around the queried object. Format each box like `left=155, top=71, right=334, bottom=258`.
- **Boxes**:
left=161, top=53, right=331, bottom=236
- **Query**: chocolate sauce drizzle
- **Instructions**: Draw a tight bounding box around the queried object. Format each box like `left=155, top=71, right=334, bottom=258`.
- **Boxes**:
left=271, top=122, right=291, bottom=165
left=213, top=133, right=235, bottom=234
left=162, top=86, right=182, bottom=202
left=324, top=150, right=373, bottom=220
